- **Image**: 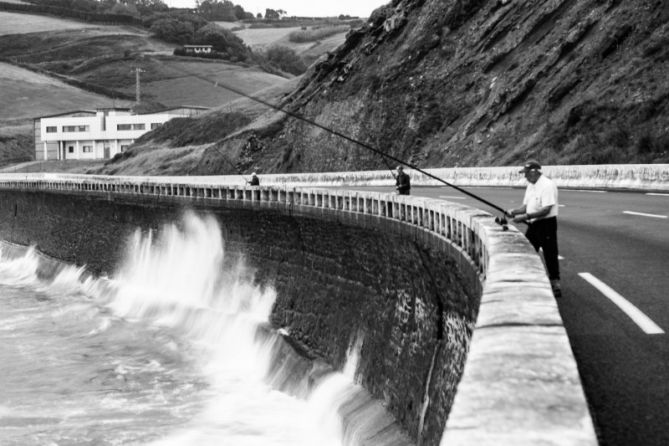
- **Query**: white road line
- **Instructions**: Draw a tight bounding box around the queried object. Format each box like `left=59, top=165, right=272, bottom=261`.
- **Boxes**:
left=562, top=189, right=607, bottom=193
left=438, top=195, right=466, bottom=200
left=578, top=273, right=665, bottom=335
left=646, top=193, right=669, bottom=197
left=558, top=255, right=565, bottom=260
left=623, top=211, right=667, bottom=219
left=558, top=204, right=566, bottom=207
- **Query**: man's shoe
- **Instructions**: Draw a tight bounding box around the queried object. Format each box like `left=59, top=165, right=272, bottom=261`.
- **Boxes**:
left=550, top=280, right=562, bottom=298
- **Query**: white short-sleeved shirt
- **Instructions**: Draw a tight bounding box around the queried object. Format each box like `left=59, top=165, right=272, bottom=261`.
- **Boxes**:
left=523, top=174, right=558, bottom=221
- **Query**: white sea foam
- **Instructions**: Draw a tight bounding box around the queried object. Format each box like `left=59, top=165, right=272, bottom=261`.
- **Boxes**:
left=101, top=211, right=356, bottom=445
left=0, top=246, right=40, bottom=286
left=0, top=212, right=409, bottom=446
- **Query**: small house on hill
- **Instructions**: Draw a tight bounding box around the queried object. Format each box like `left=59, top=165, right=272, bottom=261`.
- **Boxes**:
left=183, top=45, right=213, bottom=54
left=34, top=106, right=208, bottom=161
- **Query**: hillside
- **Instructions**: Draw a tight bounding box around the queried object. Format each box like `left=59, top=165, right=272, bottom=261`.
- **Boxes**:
left=104, top=0, right=669, bottom=176
left=0, top=12, right=296, bottom=167
left=0, top=18, right=284, bottom=106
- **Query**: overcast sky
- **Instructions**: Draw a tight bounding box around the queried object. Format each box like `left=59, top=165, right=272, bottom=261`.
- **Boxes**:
left=164, top=0, right=388, bottom=18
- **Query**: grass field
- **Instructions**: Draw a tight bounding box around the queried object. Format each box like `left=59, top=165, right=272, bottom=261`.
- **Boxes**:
left=0, top=11, right=99, bottom=35
left=0, top=62, right=132, bottom=122
left=231, top=24, right=348, bottom=62
left=233, top=26, right=304, bottom=49
left=213, top=21, right=243, bottom=30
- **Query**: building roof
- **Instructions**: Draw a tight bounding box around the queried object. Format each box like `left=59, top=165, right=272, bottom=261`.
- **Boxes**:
left=34, top=107, right=137, bottom=120
left=34, top=110, right=97, bottom=120
left=136, top=105, right=210, bottom=115
left=183, top=44, right=213, bottom=48
left=35, top=106, right=211, bottom=120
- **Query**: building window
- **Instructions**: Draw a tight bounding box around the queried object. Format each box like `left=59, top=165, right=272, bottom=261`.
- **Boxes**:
left=117, top=124, right=132, bottom=131
left=68, top=146, right=74, bottom=153
left=62, top=125, right=89, bottom=132
left=82, top=146, right=92, bottom=153
left=46, top=126, right=57, bottom=133
left=132, top=123, right=145, bottom=130
left=151, top=123, right=161, bottom=129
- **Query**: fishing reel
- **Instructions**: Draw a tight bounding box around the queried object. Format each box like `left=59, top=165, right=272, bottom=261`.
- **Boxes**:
left=494, top=215, right=509, bottom=231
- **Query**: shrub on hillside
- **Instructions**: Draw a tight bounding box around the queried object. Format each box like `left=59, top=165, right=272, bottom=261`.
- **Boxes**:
left=109, top=2, right=138, bottom=17
left=143, top=11, right=207, bottom=31
left=0, top=135, right=33, bottom=167
left=261, top=46, right=307, bottom=75
left=151, top=18, right=195, bottom=44
left=194, top=23, right=250, bottom=61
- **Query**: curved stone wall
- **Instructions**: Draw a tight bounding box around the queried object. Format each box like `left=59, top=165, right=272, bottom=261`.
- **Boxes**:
left=0, top=173, right=597, bottom=445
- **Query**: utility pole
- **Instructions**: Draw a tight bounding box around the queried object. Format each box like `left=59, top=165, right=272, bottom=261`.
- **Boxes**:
left=133, top=67, right=146, bottom=104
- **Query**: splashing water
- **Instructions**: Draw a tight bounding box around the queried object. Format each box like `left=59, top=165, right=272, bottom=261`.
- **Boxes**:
left=0, top=212, right=408, bottom=446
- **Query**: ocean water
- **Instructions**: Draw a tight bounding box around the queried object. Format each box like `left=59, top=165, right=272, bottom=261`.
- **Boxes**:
left=0, top=213, right=411, bottom=446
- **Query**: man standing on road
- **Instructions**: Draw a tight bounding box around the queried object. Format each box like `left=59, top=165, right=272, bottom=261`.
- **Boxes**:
left=506, top=160, right=561, bottom=297
left=395, top=166, right=411, bottom=195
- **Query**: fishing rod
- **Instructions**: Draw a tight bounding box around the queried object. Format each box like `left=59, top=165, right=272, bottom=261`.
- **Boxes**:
left=380, top=152, right=398, bottom=178
left=181, top=71, right=510, bottom=227
left=219, top=153, right=253, bottom=184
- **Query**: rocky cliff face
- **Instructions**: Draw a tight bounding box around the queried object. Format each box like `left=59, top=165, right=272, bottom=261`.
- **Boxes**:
left=114, top=0, right=669, bottom=175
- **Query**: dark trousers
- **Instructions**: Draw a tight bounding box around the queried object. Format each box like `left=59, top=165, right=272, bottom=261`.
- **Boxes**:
left=525, top=217, right=560, bottom=281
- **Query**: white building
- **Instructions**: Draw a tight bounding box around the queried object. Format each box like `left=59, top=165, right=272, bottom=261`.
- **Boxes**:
left=34, top=106, right=208, bottom=161
left=183, top=45, right=213, bottom=54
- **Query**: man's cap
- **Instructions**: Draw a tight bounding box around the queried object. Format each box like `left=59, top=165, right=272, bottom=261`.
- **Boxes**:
left=396, top=166, right=404, bottom=170
left=252, top=172, right=257, bottom=175
left=519, top=160, right=541, bottom=173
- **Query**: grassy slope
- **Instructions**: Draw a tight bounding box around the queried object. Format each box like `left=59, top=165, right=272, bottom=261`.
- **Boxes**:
left=117, top=58, right=289, bottom=108
left=231, top=24, right=347, bottom=62
left=0, top=62, right=132, bottom=122
left=0, top=11, right=99, bottom=35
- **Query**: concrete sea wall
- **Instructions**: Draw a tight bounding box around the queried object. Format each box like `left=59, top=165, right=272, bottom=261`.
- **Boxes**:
left=0, top=174, right=597, bottom=445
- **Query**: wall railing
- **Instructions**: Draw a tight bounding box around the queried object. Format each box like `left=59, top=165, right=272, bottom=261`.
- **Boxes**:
left=0, top=174, right=491, bottom=280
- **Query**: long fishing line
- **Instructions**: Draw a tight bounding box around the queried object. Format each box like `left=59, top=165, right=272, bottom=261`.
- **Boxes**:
left=167, top=67, right=510, bottom=225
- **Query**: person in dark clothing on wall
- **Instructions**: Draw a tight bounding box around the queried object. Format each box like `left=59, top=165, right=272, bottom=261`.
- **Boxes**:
left=506, top=160, right=561, bottom=298
left=248, top=172, right=259, bottom=186
left=395, top=166, right=411, bottom=195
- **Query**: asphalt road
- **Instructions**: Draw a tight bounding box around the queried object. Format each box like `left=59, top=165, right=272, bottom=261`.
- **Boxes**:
left=352, top=185, right=669, bottom=446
